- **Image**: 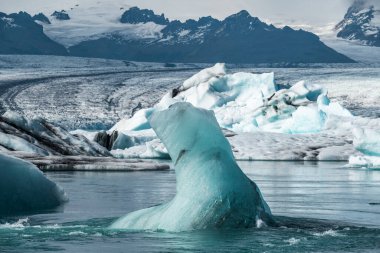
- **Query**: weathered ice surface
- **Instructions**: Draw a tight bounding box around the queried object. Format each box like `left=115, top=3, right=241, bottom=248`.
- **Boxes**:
left=0, top=111, right=110, bottom=157
left=0, top=112, right=169, bottom=171
left=347, top=128, right=380, bottom=169
left=110, top=103, right=273, bottom=231
left=0, top=153, right=67, bottom=216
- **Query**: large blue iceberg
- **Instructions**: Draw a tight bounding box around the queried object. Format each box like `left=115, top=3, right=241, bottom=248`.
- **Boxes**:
left=0, top=153, right=67, bottom=216
left=110, top=102, right=273, bottom=231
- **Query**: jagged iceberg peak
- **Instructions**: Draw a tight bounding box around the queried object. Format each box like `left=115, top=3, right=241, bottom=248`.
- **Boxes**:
left=0, top=153, right=67, bottom=216
left=353, top=128, right=380, bottom=156
left=110, top=103, right=273, bottom=231
left=348, top=128, right=380, bottom=169
left=112, top=63, right=351, bottom=135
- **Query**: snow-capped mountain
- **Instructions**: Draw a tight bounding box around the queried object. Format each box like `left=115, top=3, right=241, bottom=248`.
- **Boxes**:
left=336, top=0, right=380, bottom=47
left=0, top=12, right=67, bottom=55
left=68, top=7, right=353, bottom=63
left=0, top=5, right=354, bottom=63
left=120, top=6, right=169, bottom=25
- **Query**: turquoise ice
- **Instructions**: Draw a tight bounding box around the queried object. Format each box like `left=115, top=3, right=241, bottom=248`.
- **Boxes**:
left=0, top=154, right=67, bottom=216
left=110, top=102, right=273, bottom=231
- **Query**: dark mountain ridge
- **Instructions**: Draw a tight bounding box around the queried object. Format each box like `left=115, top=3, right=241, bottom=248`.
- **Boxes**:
left=0, top=8, right=354, bottom=63
left=0, top=12, right=67, bottom=55
left=70, top=8, right=354, bottom=63
left=336, top=0, right=380, bottom=47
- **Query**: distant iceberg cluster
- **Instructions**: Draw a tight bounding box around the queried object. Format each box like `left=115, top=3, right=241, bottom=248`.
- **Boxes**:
left=112, top=63, right=351, bottom=134
left=105, top=63, right=378, bottom=161
left=111, top=103, right=273, bottom=231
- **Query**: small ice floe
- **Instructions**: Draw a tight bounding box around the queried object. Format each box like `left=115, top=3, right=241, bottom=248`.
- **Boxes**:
left=346, top=128, right=380, bottom=169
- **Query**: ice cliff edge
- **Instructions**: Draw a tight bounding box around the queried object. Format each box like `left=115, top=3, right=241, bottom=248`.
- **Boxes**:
left=110, top=102, right=273, bottom=231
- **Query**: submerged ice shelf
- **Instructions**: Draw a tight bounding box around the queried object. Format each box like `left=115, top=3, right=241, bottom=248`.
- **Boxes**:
left=110, top=103, right=273, bottom=231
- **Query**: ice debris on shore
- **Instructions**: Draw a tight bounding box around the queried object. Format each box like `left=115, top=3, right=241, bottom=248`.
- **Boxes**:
left=110, top=103, right=273, bottom=231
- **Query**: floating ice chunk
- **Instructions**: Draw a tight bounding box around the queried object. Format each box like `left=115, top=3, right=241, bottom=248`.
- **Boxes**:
left=348, top=155, right=380, bottom=169
left=352, top=128, right=380, bottom=156
left=290, top=81, right=323, bottom=102
left=181, top=62, right=226, bottom=91
left=110, top=102, right=273, bottom=231
left=346, top=128, right=380, bottom=168
left=282, top=105, right=326, bottom=134
left=0, top=154, right=67, bottom=216
left=110, top=108, right=153, bottom=133
left=317, top=93, right=352, bottom=118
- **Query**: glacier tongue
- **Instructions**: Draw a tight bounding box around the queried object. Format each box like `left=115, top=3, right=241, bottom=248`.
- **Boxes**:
left=0, top=153, right=67, bottom=216
left=110, top=103, right=273, bottom=231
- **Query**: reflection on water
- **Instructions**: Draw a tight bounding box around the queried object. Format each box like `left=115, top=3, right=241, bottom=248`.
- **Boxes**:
left=240, top=161, right=380, bottom=227
left=0, top=161, right=379, bottom=252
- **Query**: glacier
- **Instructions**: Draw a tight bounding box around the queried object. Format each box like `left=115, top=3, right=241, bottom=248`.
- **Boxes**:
left=110, top=103, right=273, bottom=231
left=0, top=153, right=68, bottom=216
left=102, top=63, right=380, bottom=162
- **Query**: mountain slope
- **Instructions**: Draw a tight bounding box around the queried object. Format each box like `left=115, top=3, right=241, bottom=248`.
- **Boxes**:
left=68, top=8, right=353, bottom=63
left=0, top=12, right=67, bottom=55
left=0, top=6, right=353, bottom=63
left=336, top=0, right=380, bottom=47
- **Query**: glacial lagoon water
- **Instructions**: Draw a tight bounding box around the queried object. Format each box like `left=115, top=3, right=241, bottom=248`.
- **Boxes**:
left=1, top=161, right=379, bottom=252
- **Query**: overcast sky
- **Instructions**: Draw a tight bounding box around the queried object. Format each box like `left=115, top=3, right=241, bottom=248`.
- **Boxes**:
left=0, top=0, right=358, bottom=27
